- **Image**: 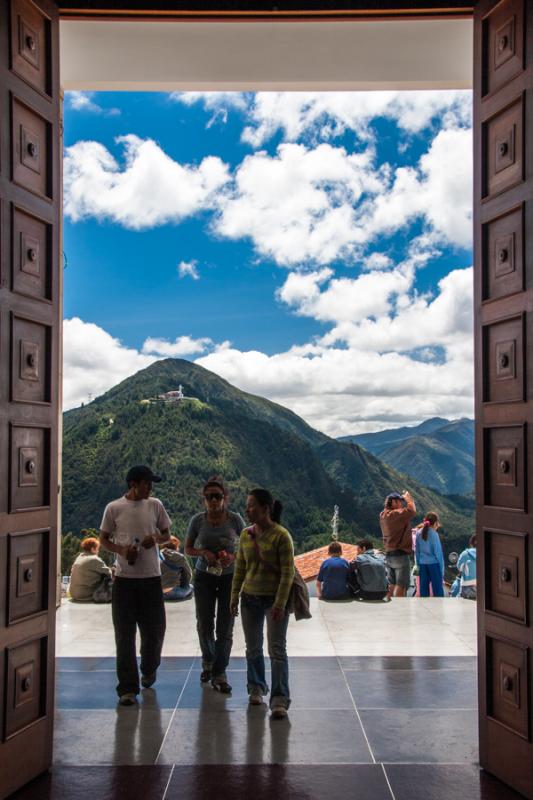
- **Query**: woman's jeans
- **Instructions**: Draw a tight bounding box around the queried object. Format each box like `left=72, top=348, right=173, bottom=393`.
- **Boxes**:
left=194, top=570, right=234, bottom=677
left=419, top=563, right=444, bottom=597
left=240, top=592, right=291, bottom=709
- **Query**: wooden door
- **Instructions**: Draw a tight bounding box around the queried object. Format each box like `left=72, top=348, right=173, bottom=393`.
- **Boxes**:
left=474, top=1, right=533, bottom=796
left=0, top=0, right=60, bottom=796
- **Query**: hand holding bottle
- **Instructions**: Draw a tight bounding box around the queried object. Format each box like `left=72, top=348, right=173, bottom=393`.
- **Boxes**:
left=126, top=538, right=140, bottom=566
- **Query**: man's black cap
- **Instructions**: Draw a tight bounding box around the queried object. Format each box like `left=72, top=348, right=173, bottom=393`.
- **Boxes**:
left=126, top=465, right=162, bottom=484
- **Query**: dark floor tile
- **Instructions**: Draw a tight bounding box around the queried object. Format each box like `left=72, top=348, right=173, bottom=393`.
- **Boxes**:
left=54, top=708, right=173, bottom=765
left=179, top=671, right=250, bottom=709
left=180, top=667, right=350, bottom=710
left=166, top=764, right=391, bottom=800
left=360, top=708, right=478, bottom=763
left=56, top=669, right=189, bottom=709
left=339, top=656, right=477, bottom=671
left=189, top=656, right=341, bottom=671
left=345, top=669, right=477, bottom=709
left=158, top=707, right=372, bottom=765
left=56, top=656, right=196, bottom=672
left=56, top=657, right=117, bottom=672
left=385, top=764, right=525, bottom=800
left=7, top=766, right=171, bottom=800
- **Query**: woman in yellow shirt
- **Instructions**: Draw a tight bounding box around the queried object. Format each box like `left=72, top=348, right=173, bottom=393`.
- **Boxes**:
left=231, top=488, right=295, bottom=719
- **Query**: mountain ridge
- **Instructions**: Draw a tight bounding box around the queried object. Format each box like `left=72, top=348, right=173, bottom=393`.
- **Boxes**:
left=339, top=417, right=475, bottom=495
left=62, top=360, right=474, bottom=558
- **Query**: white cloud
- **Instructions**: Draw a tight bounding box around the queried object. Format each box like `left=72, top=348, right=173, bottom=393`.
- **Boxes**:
left=214, top=126, right=472, bottom=266
left=241, top=90, right=471, bottom=146
left=170, top=91, right=248, bottom=111
left=64, top=135, right=230, bottom=229
left=178, top=260, right=200, bottom=280
left=366, top=127, right=473, bottom=248
left=197, top=263, right=474, bottom=436
left=214, top=142, right=386, bottom=265
left=62, top=318, right=157, bottom=409
left=66, top=91, right=121, bottom=117
left=142, top=335, right=213, bottom=357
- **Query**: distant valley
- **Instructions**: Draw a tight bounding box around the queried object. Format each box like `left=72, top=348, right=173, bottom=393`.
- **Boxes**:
left=339, top=417, right=475, bottom=496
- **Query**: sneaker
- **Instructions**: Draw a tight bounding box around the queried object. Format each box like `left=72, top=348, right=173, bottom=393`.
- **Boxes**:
left=200, top=669, right=212, bottom=684
left=118, top=693, right=137, bottom=706
left=141, top=673, right=156, bottom=689
left=271, top=704, right=288, bottom=720
left=248, top=690, right=263, bottom=706
left=211, top=676, right=232, bottom=694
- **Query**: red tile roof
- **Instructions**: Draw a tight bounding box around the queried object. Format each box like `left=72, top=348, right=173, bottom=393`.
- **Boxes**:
left=295, top=541, right=359, bottom=582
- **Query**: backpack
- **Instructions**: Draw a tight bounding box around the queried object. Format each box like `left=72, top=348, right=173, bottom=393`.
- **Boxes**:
left=350, top=553, right=388, bottom=595
left=92, top=574, right=113, bottom=603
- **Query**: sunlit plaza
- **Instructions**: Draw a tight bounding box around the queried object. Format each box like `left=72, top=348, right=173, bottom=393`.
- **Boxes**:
left=9, top=597, right=502, bottom=799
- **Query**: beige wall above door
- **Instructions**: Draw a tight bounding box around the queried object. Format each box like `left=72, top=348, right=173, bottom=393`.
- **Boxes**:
left=60, top=18, right=473, bottom=91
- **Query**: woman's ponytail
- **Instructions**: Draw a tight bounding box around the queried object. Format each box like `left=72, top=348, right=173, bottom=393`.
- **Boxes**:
left=272, top=499, right=283, bottom=523
left=420, top=511, right=439, bottom=541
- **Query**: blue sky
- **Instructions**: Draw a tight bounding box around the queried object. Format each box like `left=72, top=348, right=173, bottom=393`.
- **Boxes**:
left=63, top=90, right=473, bottom=436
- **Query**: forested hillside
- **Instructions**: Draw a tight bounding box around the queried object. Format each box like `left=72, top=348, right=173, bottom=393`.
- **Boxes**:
left=62, top=360, right=474, bottom=565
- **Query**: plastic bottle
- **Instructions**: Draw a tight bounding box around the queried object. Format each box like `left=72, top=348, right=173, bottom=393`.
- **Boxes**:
left=127, top=538, right=140, bottom=566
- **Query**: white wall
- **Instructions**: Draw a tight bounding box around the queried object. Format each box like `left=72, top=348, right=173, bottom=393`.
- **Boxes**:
left=60, top=18, right=472, bottom=91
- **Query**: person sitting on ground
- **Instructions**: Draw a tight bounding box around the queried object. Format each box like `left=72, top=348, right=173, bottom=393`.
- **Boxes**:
left=380, top=490, right=416, bottom=598
left=457, top=534, right=477, bottom=600
left=69, top=536, right=113, bottom=602
left=160, top=536, right=193, bottom=601
left=316, top=541, right=351, bottom=600
left=414, top=512, right=445, bottom=598
left=348, top=539, right=389, bottom=601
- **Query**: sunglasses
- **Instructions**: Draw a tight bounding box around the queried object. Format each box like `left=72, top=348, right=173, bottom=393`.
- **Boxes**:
left=204, top=493, right=224, bottom=502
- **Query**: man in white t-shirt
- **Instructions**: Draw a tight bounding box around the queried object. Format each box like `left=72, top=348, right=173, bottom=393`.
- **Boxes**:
left=100, top=465, right=171, bottom=706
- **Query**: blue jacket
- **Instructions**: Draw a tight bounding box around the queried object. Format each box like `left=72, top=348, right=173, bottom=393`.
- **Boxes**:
left=457, top=547, right=476, bottom=587
left=415, top=528, right=444, bottom=576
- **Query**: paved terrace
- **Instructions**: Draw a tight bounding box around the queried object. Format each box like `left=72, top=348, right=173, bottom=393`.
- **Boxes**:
left=11, top=597, right=522, bottom=800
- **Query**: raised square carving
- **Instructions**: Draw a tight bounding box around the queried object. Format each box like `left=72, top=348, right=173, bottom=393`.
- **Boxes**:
left=484, top=426, right=525, bottom=510
left=483, top=206, right=523, bottom=301
left=12, top=315, right=51, bottom=404
left=20, top=340, right=39, bottom=382
left=8, top=530, right=48, bottom=623
left=5, top=637, right=47, bottom=738
left=484, top=98, right=523, bottom=198
left=13, top=206, right=52, bottom=301
left=10, top=0, right=51, bottom=96
left=486, top=529, right=527, bottom=624
left=19, top=447, right=38, bottom=487
left=483, top=315, right=524, bottom=404
left=484, top=0, right=524, bottom=96
left=494, top=233, right=515, bottom=278
left=496, top=447, right=516, bottom=486
left=10, top=426, right=50, bottom=512
left=494, top=17, right=516, bottom=71
left=487, top=635, right=529, bottom=739
left=12, top=97, right=51, bottom=199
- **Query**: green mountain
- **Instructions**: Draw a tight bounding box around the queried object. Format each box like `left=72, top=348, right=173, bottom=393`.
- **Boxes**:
left=62, top=360, right=474, bottom=561
left=340, top=418, right=475, bottom=496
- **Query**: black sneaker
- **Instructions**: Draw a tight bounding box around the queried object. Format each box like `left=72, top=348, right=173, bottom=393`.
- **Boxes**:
left=141, top=673, right=156, bottom=688
left=200, top=669, right=212, bottom=683
left=211, top=676, right=232, bottom=694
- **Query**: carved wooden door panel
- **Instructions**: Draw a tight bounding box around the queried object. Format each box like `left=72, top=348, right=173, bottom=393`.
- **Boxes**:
left=474, top=1, right=533, bottom=796
left=0, top=0, right=60, bottom=796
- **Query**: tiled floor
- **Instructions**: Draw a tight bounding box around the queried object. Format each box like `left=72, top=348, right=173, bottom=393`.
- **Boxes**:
left=9, top=598, right=524, bottom=799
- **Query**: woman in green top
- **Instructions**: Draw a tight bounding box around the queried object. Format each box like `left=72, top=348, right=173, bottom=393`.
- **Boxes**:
left=230, top=488, right=295, bottom=719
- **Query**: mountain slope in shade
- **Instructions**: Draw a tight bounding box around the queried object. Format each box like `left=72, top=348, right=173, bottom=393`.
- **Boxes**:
left=341, top=418, right=475, bottom=496
left=339, top=417, right=450, bottom=456
left=62, top=359, right=474, bottom=554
